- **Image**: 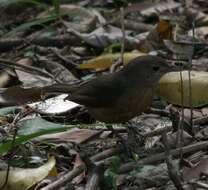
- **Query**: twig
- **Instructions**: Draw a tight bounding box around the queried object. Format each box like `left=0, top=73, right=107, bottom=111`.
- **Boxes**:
left=50, top=48, right=78, bottom=68
left=0, top=35, right=81, bottom=52
left=162, top=133, right=184, bottom=190
left=173, top=22, right=186, bottom=157
left=110, top=7, right=126, bottom=73
left=40, top=164, right=86, bottom=190
left=120, top=7, right=125, bottom=64
left=178, top=62, right=185, bottom=159
left=188, top=20, right=196, bottom=130
left=189, top=181, right=208, bottom=189
left=91, top=146, right=123, bottom=162
left=193, top=116, right=208, bottom=125
left=85, top=164, right=104, bottom=190
left=0, top=126, right=18, bottom=189
left=118, top=141, right=208, bottom=174
left=114, top=19, right=153, bottom=33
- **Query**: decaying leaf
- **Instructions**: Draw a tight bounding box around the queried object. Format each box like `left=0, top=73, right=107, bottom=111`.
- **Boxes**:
left=0, top=157, right=56, bottom=190
left=183, top=158, right=208, bottom=181
left=35, top=128, right=101, bottom=144
left=124, top=0, right=181, bottom=17
left=138, top=20, right=173, bottom=52
left=16, top=58, right=53, bottom=88
left=163, top=40, right=194, bottom=57
left=38, top=4, right=97, bottom=32
left=189, top=26, right=208, bottom=38
left=68, top=26, right=140, bottom=49
left=77, top=52, right=145, bottom=69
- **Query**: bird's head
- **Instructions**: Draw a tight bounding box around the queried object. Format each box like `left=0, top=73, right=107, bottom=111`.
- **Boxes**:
left=121, top=55, right=181, bottom=85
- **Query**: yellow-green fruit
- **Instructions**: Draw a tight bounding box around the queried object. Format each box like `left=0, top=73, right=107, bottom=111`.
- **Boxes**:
left=157, top=71, right=208, bottom=107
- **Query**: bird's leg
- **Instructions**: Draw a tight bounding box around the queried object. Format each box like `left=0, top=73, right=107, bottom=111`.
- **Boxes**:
left=126, top=121, right=145, bottom=153
left=106, top=124, right=133, bottom=158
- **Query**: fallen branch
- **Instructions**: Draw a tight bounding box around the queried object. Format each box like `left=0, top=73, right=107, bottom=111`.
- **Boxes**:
left=40, top=164, right=86, bottom=190
left=119, top=141, right=208, bottom=173
left=0, top=35, right=81, bottom=52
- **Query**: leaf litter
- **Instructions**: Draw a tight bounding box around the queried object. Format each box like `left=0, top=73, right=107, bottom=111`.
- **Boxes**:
left=1, top=0, right=208, bottom=189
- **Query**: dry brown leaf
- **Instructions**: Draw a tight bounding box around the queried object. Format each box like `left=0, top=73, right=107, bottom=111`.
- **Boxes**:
left=138, top=20, right=173, bottom=52
left=183, top=158, right=208, bottom=181
left=35, top=128, right=101, bottom=144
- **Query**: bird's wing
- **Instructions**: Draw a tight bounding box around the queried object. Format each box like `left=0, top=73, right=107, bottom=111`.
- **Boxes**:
left=0, top=74, right=125, bottom=107
left=68, top=75, right=125, bottom=107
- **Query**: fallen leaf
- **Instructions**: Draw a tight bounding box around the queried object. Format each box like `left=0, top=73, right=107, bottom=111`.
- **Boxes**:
left=124, top=1, right=181, bottom=17
left=38, top=4, right=97, bottom=32
left=163, top=40, right=194, bottom=57
left=35, top=128, right=101, bottom=144
left=29, top=94, right=79, bottom=114
left=138, top=20, right=173, bottom=52
left=0, top=157, right=56, bottom=190
left=77, top=52, right=145, bottom=69
left=68, top=26, right=140, bottom=49
left=183, top=158, right=208, bottom=181
left=189, top=26, right=208, bottom=38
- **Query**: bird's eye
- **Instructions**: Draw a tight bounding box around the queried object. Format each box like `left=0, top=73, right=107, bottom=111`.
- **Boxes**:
left=153, top=66, right=160, bottom=71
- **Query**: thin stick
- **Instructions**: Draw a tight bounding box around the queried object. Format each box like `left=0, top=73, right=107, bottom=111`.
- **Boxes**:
left=0, top=110, right=26, bottom=189
left=162, top=133, right=184, bottom=190
left=40, top=165, right=86, bottom=190
left=179, top=67, right=184, bottom=151
left=0, top=127, right=18, bottom=189
left=188, top=20, right=196, bottom=130
left=119, top=141, right=208, bottom=174
left=120, top=7, right=125, bottom=64
left=174, top=23, right=185, bottom=158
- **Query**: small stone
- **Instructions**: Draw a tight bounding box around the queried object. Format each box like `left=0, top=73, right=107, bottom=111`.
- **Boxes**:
left=202, top=107, right=208, bottom=116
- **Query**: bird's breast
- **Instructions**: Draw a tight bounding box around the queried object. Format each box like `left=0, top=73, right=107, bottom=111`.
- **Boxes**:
left=87, top=87, right=155, bottom=123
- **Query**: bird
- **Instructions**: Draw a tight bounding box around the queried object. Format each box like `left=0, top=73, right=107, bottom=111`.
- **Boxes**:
left=0, top=55, right=179, bottom=123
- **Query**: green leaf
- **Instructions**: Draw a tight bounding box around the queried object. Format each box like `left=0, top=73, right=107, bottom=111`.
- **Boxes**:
left=0, top=126, right=73, bottom=155
left=0, top=106, right=21, bottom=116
left=0, top=0, right=48, bottom=10
left=104, top=169, right=117, bottom=190
left=52, top=0, right=60, bottom=17
left=4, top=15, right=58, bottom=37
left=18, top=0, right=48, bottom=10
left=106, top=156, right=121, bottom=173
left=18, top=117, right=65, bottom=135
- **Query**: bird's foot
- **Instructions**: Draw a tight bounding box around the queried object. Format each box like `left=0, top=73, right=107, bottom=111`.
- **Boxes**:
left=126, top=121, right=145, bottom=144
left=106, top=124, right=133, bottom=158
left=117, top=136, right=133, bottom=158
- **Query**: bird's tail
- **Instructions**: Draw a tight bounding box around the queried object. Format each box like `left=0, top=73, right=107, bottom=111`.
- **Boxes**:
left=0, top=84, right=74, bottom=106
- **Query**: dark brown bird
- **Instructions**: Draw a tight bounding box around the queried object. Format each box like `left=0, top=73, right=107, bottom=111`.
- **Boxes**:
left=0, top=55, right=178, bottom=122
